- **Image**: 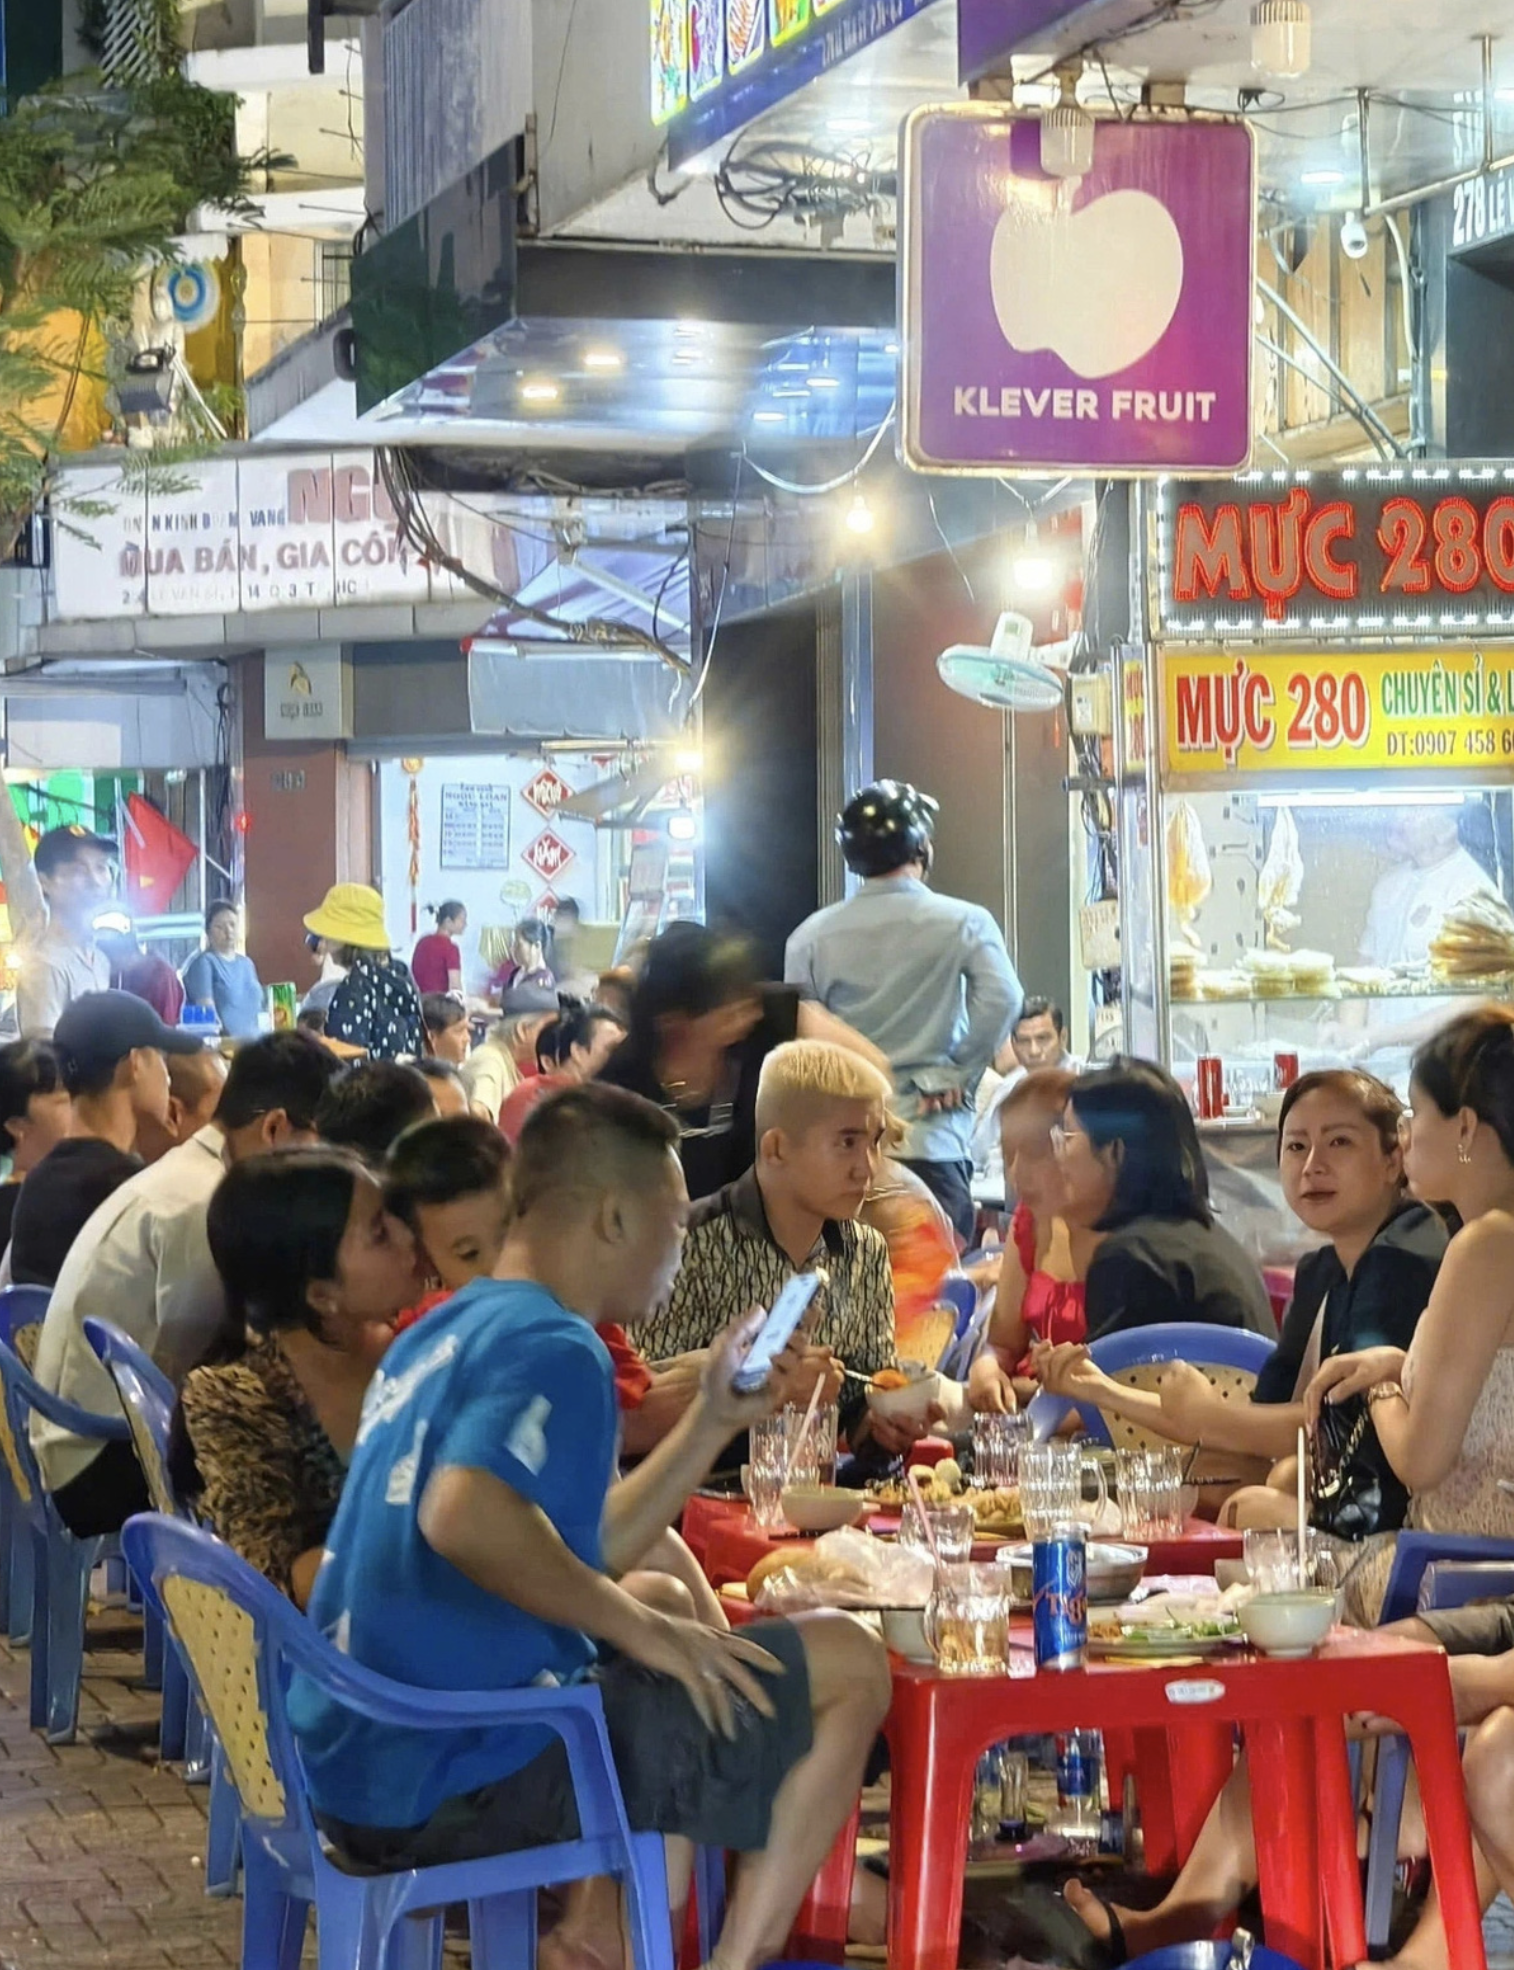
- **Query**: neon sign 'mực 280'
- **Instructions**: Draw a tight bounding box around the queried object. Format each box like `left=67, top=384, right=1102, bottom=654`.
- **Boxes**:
left=1157, top=468, right=1514, bottom=639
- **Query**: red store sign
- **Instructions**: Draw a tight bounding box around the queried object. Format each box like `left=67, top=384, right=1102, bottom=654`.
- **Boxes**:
left=1157, top=467, right=1514, bottom=637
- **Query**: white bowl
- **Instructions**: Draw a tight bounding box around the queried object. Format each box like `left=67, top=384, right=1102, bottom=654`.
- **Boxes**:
left=879, top=1605, right=933, bottom=1662
left=866, top=1364, right=943, bottom=1424
left=779, top=1484, right=868, bottom=1535
left=1237, top=1591, right=1336, bottom=1658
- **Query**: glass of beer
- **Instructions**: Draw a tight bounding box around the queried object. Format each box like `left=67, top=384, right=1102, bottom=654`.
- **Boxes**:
left=925, top=1563, right=1012, bottom=1676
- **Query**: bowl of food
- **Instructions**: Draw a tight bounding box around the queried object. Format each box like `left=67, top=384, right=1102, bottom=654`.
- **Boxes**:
left=879, top=1605, right=933, bottom=1663
left=1236, top=1591, right=1336, bottom=1659
left=778, top=1484, right=869, bottom=1535
left=867, top=1361, right=942, bottom=1425
left=998, top=1541, right=1148, bottom=1605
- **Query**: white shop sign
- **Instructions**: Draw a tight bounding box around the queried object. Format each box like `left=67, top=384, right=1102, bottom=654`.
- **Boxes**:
left=51, top=452, right=458, bottom=619
left=263, top=645, right=351, bottom=741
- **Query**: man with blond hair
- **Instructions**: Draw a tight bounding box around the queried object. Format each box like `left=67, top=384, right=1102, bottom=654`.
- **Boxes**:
left=638, top=1037, right=948, bottom=1463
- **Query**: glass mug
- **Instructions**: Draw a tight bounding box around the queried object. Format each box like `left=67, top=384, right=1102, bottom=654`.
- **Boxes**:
left=900, top=1500, right=977, bottom=1565
left=1019, top=1440, right=1109, bottom=1539
left=1117, top=1446, right=1185, bottom=1540
left=925, top=1563, right=1012, bottom=1676
left=973, top=1411, right=1033, bottom=1489
left=747, top=1407, right=825, bottom=1532
left=1243, top=1526, right=1342, bottom=1596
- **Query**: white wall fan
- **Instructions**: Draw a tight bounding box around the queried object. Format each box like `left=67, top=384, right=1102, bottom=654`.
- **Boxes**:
left=936, top=611, right=1067, bottom=714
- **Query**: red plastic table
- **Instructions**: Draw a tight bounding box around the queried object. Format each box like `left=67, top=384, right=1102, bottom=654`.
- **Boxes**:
left=684, top=1496, right=1244, bottom=1592
left=883, top=1630, right=1484, bottom=1970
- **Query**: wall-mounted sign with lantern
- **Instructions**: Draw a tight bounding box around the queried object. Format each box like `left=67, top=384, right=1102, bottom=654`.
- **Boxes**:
left=1156, top=466, right=1514, bottom=640
left=899, top=108, right=1255, bottom=476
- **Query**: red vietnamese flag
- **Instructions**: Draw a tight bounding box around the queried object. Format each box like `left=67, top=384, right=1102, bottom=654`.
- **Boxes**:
left=123, top=793, right=197, bottom=913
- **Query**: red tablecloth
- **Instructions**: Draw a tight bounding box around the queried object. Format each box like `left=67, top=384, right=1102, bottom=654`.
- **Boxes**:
left=682, top=1494, right=1243, bottom=1592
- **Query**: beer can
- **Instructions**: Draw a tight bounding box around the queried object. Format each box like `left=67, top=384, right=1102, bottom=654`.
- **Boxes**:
left=1032, top=1523, right=1087, bottom=1670
left=1195, top=1054, right=1224, bottom=1120
left=1274, top=1050, right=1300, bottom=1091
left=269, top=982, right=298, bottom=1031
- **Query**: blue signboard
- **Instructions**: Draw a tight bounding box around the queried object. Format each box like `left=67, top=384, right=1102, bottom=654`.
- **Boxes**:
left=655, top=0, right=942, bottom=167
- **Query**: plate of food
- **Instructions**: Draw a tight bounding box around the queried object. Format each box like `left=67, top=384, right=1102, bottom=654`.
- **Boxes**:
left=1089, top=1614, right=1243, bottom=1659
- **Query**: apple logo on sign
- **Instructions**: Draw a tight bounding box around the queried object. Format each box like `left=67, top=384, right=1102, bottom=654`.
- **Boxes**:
left=990, top=187, right=1184, bottom=380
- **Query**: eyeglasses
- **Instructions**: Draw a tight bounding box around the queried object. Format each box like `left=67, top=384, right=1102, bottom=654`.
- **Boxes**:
left=1049, top=1121, right=1084, bottom=1156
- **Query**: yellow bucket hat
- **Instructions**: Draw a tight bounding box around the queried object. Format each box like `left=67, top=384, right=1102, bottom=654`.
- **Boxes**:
left=303, top=883, right=391, bottom=950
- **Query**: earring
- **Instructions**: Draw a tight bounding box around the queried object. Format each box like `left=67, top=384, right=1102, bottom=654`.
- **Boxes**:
left=1459, top=1141, right=1473, bottom=1165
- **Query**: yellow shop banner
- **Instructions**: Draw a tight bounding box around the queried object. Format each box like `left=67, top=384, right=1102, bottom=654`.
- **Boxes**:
left=1163, top=646, right=1514, bottom=775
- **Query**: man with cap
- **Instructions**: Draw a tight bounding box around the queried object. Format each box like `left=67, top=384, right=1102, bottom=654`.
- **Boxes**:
left=8, top=990, right=205, bottom=1289
left=15, top=826, right=116, bottom=1039
left=784, top=781, right=1021, bottom=1244
left=31, top=1030, right=342, bottom=1539
left=305, top=882, right=424, bottom=1061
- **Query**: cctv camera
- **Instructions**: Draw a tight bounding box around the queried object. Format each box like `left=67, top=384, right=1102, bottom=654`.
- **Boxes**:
left=1340, top=211, right=1369, bottom=261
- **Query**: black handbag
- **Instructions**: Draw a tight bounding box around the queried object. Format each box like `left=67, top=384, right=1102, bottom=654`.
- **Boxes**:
left=1308, top=1395, right=1404, bottom=1543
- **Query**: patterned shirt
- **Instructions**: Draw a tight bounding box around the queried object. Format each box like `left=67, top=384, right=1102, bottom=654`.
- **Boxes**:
left=175, top=1337, right=347, bottom=1597
left=637, top=1167, right=897, bottom=1417
left=326, top=952, right=424, bottom=1061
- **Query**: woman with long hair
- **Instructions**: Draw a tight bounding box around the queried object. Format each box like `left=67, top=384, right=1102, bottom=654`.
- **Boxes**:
left=1038, top=1069, right=1443, bottom=1492
left=172, top=1150, right=420, bottom=1604
left=597, top=920, right=887, bottom=1200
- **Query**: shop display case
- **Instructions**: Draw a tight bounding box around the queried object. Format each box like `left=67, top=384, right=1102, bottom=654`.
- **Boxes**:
left=1115, top=466, right=1514, bottom=1257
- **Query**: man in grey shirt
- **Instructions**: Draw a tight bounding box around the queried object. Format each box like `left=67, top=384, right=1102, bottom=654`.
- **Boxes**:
left=15, top=827, right=115, bottom=1039
left=785, top=781, right=1021, bottom=1242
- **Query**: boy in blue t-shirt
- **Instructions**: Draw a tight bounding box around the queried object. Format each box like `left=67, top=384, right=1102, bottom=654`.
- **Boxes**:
left=291, top=1081, right=891, bottom=1970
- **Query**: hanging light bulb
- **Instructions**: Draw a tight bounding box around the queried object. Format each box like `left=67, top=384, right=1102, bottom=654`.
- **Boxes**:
left=1251, top=1, right=1311, bottom=80
left=844, top=491, right=875, bottom=536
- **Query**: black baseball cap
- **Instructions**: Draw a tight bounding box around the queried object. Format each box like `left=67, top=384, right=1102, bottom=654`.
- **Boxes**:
left=53, top=990, right=203, bottom=1085
left=33, top=825, right=118, bottom=878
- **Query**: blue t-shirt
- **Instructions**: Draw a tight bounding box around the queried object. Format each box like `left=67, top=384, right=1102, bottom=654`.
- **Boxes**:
left=182, top=948, right=264, bottom=1040
left=288, top=1279, right=619, bottom=1828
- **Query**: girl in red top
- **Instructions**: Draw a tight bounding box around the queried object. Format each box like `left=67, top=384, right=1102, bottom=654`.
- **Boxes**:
left=411, top=900, right=466, bottom=996
left=968, top=1067, right=1094, bottom=1411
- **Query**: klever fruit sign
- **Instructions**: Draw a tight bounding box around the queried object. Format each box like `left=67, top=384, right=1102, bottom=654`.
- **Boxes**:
left=900, top=109, right=1255, bottom=475
left=1162, top=647, right=1514, bottom=781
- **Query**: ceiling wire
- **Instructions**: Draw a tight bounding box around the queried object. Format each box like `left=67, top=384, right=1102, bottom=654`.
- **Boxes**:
left=376, top=447, right=690, bottom=673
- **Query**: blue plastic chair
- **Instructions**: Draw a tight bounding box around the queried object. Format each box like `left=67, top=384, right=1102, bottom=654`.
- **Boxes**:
left=122, top=1513, right=677, bottom=1970
left=0, top=1285, right=51, bottom=1640
left=81, top=1316, right=241, bottom=1892
left=1026, top=1322, right=1277, bottom=1446
left=933, top=1273, right=990, bottom=1379
left=82, top=1318, right=190, bottom=1749
left=1362, top=1543, right=1514, bottom=1952
left=0, top=1333, right=131, bottom=1741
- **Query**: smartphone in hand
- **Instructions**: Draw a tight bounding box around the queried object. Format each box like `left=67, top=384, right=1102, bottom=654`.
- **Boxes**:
left=729, top=1271, right=826, bottom=1394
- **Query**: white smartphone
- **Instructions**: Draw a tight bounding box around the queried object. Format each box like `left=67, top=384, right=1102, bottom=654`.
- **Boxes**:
left=729, top=1270, right=825, bottom=1394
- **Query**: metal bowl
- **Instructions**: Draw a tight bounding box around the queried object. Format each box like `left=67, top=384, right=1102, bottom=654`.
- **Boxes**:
left=997, top=1540, right=1148, bottom=1606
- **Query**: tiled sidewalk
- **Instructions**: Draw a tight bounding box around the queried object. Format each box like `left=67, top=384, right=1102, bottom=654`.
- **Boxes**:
left=0, top=1604, right=242, bottom=1970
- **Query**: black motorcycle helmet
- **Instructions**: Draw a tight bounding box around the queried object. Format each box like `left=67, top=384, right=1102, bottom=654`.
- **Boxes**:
left=836, top=781, right=939, bottom=879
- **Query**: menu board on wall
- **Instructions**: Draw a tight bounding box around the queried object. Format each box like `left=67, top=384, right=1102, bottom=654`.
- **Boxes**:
left=440, top=784, right=512, bottom=869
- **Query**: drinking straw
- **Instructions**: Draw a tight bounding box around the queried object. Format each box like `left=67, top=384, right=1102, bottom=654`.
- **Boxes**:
left=786, top=1376, right=827, bottom=1483
left=1296, top=1424, right=1308, bottom=1585
left=906, top=1466, right=943, bottom=1567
